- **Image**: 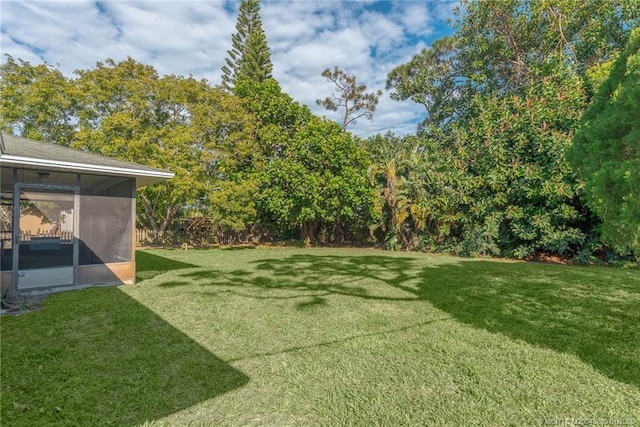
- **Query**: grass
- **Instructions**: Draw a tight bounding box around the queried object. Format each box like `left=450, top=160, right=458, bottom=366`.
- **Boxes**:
left=1, top=247, right=639, bottom=426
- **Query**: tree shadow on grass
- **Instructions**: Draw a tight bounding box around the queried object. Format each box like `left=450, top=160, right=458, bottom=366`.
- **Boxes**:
left=415, top=261, right=640, bottom=389
left=0, top=286, right=248, bottom=426
left=136, top=250, right=198, bottom=282
left=178, top=253, right=640, bottom=388
left=220, top=245, right=257, bottom=251
left=181, top=254, right=421, bottom=302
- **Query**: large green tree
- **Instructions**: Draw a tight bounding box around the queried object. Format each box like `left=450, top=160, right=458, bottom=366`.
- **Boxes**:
left=1, top=55, right=264, bottom=235
left=237, top=79, right=375, bottom=244
left=386, top=37, right=466, bottom=132
left=221, top=0, right=273, bottom=92
left=73, top=58, right=258, bottom=233
left=385, top=0, right=638, bottom=258
left=0, top=55, right=77, bottom=144
left=452, top=74, right=587, bottom=258
left=259, top=116, right=375, bottom=245
left=454, top=0, right=639, bottom=92
left=568, top=28, right=640, bottom=253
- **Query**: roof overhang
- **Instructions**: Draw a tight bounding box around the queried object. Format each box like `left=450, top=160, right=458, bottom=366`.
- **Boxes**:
left=0, top=133, right=174, bottom=187
left=0, top=155, right=174, bottom=187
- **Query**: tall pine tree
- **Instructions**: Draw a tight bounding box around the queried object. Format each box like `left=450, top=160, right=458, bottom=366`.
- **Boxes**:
left=221, top=0, right=273, bottom=92
left=568, top=28, right=640, bottom=254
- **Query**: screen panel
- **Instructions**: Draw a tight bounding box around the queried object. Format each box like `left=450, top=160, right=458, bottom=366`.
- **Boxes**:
left=79, top=175, right=134, bottom=266
left=1, top=167, right=14, bottom=272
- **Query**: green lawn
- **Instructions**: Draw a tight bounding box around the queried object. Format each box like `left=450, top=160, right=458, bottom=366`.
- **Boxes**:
left=2, top=247, right=639, bottom=426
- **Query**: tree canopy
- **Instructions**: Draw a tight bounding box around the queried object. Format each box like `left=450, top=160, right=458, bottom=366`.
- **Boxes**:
left=1, top=0, right=638, bottom=262
left=1, top=56, right=260, bottom=233
left=236, top=79, right=376, bottom=244
left=0, top=55, right=77, bottom=144
left=383, top=0, right=638, bottom=260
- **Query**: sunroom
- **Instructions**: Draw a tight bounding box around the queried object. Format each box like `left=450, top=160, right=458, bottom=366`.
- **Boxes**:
left=0, top=133, right=173, bottom=292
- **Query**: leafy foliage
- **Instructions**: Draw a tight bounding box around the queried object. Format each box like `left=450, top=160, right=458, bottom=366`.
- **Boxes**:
left=2, top=0, right=638, bottom=260
left=0, top=55, right=77, bottom=144
left=365, top=132, right=468, bottom=251
left=384, top=0, right=638, bottom=259
left=568, top=28, right=640, bottom=253
left=454, top=0, right=639, bottom=92
left=238, top=80, right=376, bottom=244
left=1, top=56, right=261, bottom=234
left=72, top=58, right=259, bottom=233
left=453, top=74, right=587, bottom=257
left=386, top=37, right=466, bottom=131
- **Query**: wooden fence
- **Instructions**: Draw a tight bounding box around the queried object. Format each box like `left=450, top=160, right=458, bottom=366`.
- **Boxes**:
left=135, top=226, right=275, bottom=247
left=2, top=227, right=272, bottom=249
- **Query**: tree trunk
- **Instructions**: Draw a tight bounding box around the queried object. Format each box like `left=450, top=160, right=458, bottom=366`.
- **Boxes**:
left=140, top=194, right=160, bottom=234
left=300, top=221, right=317, bottom=247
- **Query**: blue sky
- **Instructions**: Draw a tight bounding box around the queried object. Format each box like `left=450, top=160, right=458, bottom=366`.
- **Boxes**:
left=1, top=0, right=458, bottom=137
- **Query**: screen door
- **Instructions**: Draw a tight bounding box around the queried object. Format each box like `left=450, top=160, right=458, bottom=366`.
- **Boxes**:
left=16, top=185, right=76, bottom=289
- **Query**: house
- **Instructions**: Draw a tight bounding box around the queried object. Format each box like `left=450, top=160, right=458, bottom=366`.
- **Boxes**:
left=0, top=133, right=173, bottom=292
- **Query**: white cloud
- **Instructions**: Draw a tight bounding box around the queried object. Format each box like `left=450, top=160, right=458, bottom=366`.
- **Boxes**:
left=359, top=10, right=405, bottom=54
left=393, top=1, right=433, bottom=35
left=433, top=0, right=461, bottom=23
left=1, top=0, right=454, bottom=137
